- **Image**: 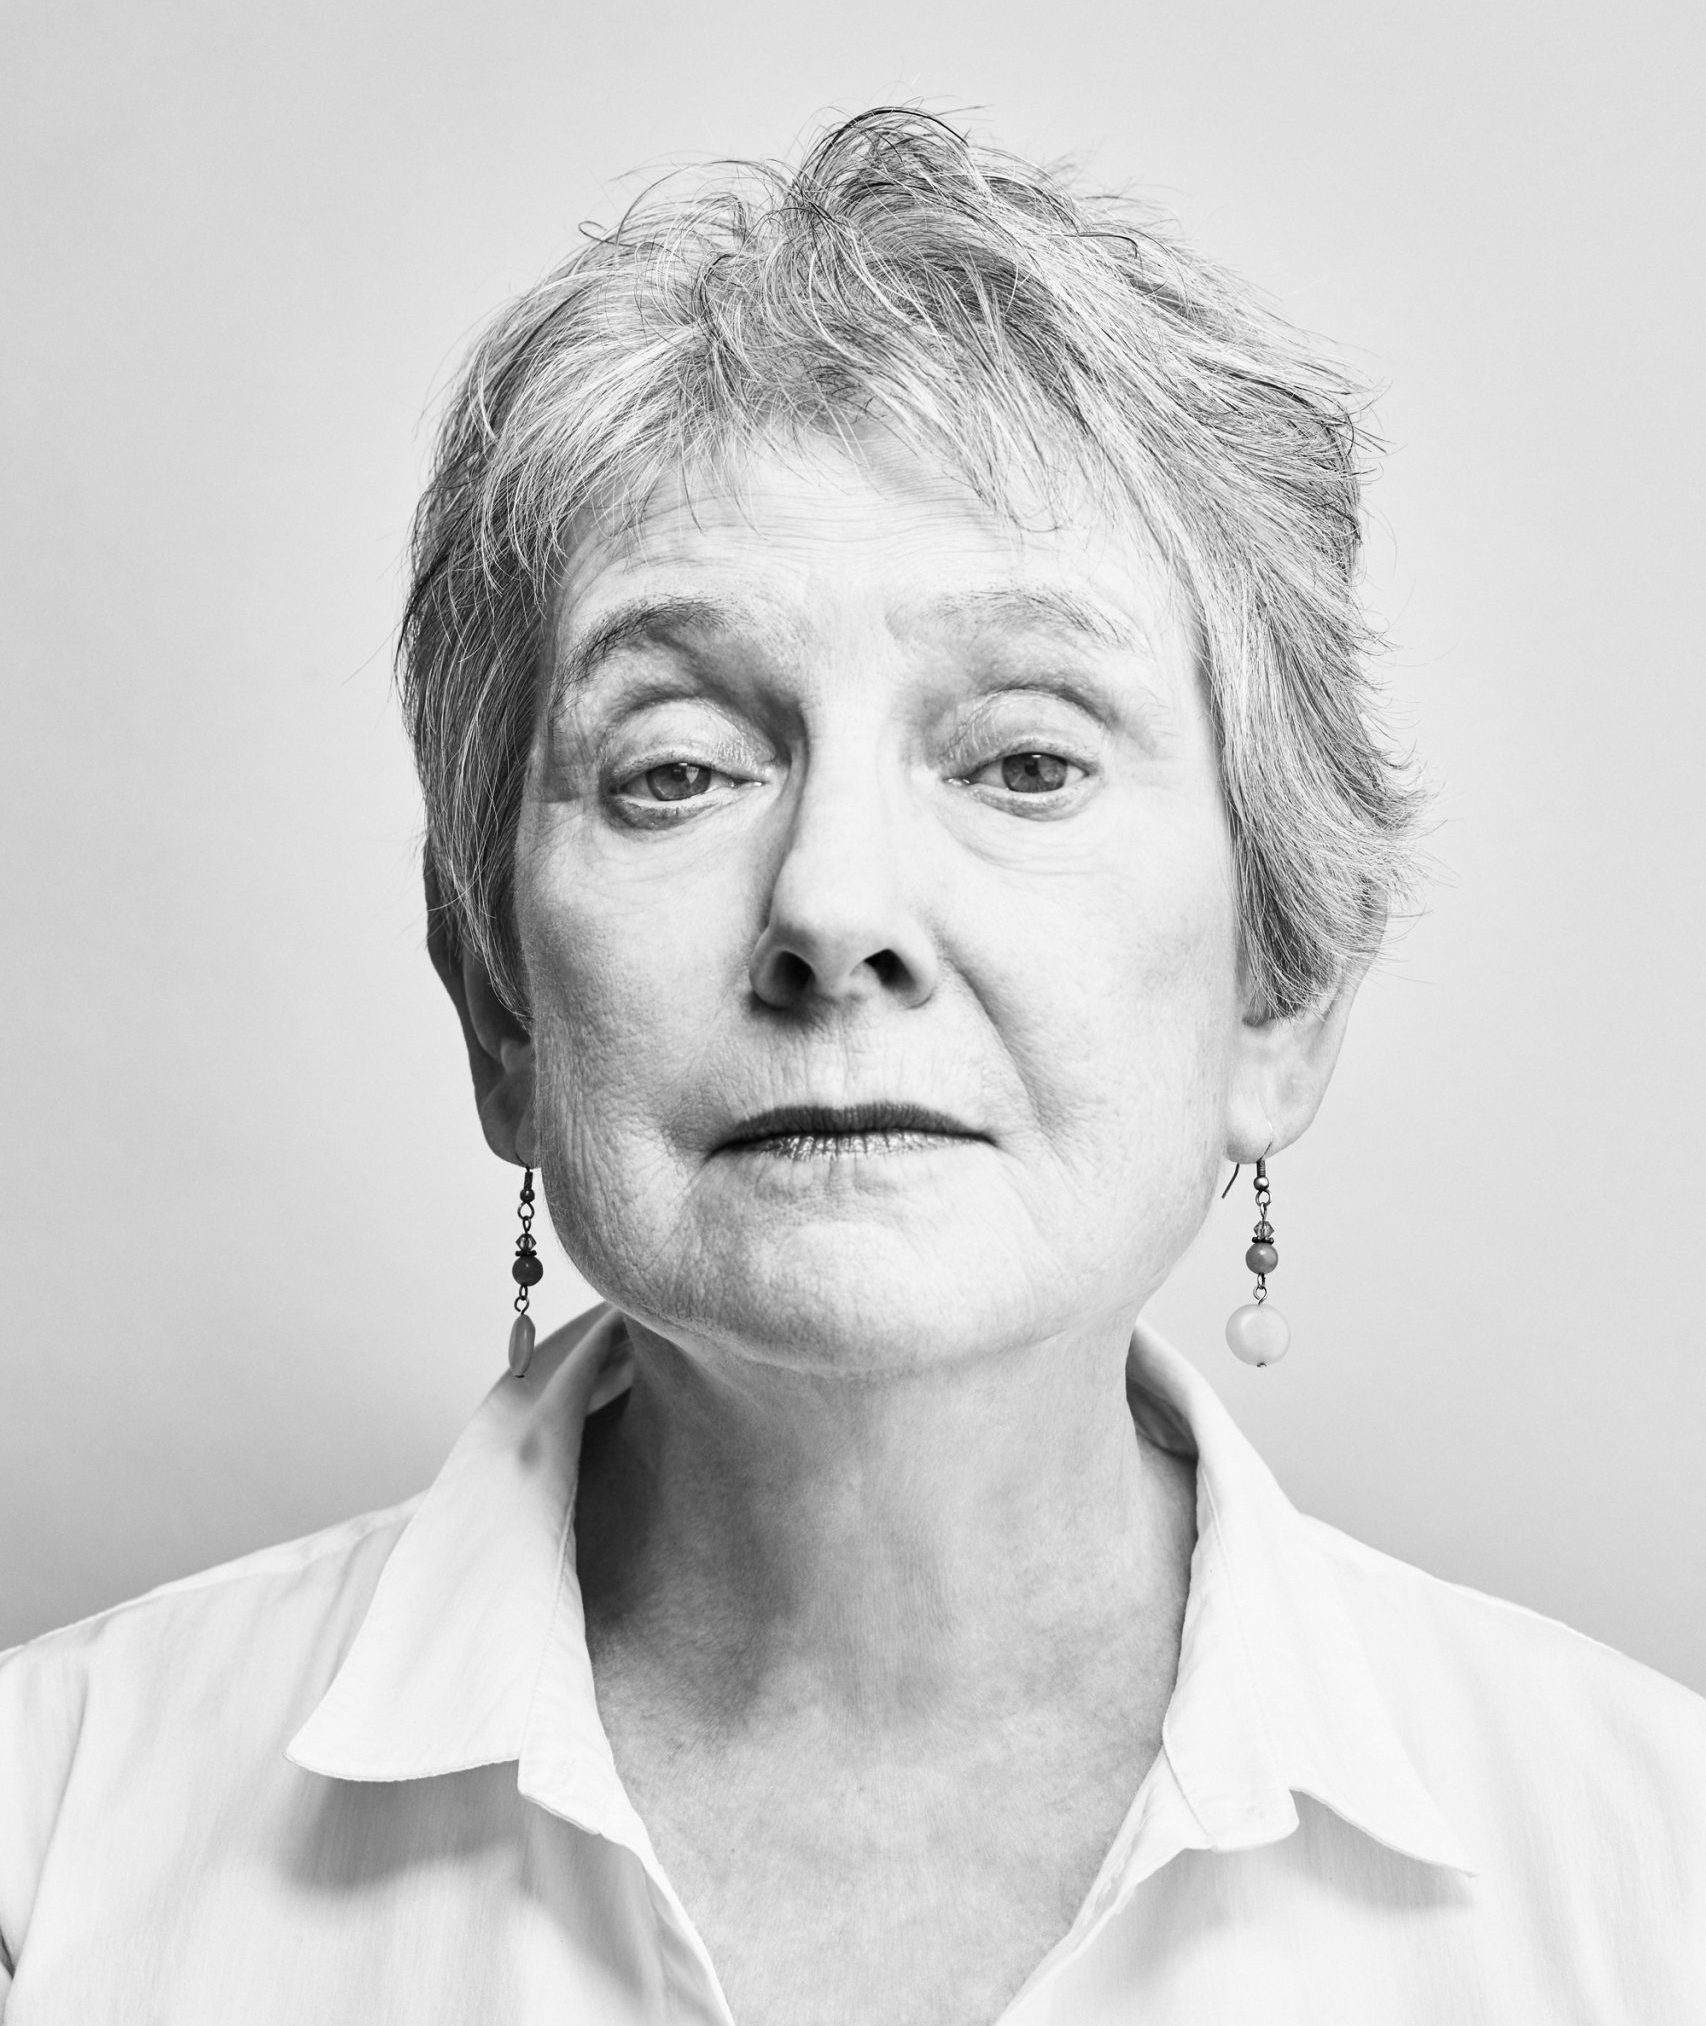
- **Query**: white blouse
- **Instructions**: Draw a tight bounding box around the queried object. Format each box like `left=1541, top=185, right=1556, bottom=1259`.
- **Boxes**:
left=3, top=1306, right=1703, bottom=2023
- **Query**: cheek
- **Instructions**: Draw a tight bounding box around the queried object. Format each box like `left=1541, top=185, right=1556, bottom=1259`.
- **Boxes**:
left=969, top=808, right=1242, bottom=1121
left=1014, top=850, right=1239, bottom=1280
left=515, top=811, right=750, bottom=1145
left=517, top=883, right=711, bottom=1294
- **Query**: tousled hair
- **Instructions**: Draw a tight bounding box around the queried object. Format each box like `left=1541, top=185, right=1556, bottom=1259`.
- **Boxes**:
left=401, top=107, right=1421, bottom=1018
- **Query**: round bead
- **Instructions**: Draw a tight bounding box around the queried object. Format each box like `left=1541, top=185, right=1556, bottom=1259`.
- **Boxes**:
left=507, top=1311, right=537, bottom=1379
left=1245, top=1240, right=1279, bottom=1275
left=1225, top=1301, right=1291, bottom=1367
left=511, top=1251, right=544, bottom=1288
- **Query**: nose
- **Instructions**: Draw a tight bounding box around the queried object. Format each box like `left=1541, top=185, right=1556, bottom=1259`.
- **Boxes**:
left=748, top=761, right=940, bottom=1012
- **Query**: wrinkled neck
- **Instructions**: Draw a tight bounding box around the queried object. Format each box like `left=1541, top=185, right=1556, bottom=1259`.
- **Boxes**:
left=572, top=1314, right=1197, bottom=1727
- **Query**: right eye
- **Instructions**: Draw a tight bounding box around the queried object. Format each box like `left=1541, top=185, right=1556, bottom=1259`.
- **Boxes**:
left=621, top=762, right=726, bottom=803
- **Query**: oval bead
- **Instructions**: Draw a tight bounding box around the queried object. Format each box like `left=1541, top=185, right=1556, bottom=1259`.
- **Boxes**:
left=507, top=1311, right=537, bottom=1379
left=1245, top=1241, right=1279, bottom=1275
left=1225, top=1301, right=1291, bottom=1367
left=511, top=1251, right=544, bottom=1287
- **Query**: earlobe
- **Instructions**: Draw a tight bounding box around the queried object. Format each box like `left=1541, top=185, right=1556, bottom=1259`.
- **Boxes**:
left=468, top=984, right=538, bottom=1166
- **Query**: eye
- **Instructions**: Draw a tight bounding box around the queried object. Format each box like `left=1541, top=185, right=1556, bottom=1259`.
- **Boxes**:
left=968, top=750, right=1082, bottom=795
left=619, top=761, right=730, bottom=803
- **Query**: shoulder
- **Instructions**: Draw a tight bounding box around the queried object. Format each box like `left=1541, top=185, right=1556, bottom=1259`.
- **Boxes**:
left=0, top=1502, right=417, bottom=1954
left=1306, top=1511, right=1706, bottom=1738
left=1, top=1498, right=418, bottom=1710
left=1305, top=1515, right=1706, bottom=1924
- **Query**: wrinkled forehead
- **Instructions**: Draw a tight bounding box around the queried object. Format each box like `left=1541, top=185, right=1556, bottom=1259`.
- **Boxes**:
left=546, top=421, right=1195, bottom=694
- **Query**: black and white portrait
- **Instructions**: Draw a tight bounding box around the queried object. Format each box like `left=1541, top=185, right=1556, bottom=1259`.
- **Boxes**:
left=3, top=3, right=1702, bottom=2018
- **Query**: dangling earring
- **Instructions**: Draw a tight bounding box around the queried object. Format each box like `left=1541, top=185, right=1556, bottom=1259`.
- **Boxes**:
left=1224, top=1156, right=1290, bottom=1366
left=507, top=1167, right=544, bottom=1378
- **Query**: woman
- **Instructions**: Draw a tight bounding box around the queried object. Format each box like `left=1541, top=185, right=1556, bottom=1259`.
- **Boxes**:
left=2, top=108, right=1701, bottom=2024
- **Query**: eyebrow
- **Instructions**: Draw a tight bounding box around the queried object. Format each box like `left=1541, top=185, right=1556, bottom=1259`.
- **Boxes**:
left=554, top=582, right=1139, bottom=700
left=552, top=595, right=748, bottom=700
left=906, top=584, right=1142, bottom=656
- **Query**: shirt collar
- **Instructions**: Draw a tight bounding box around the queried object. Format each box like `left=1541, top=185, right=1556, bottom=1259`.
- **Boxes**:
left=1124, top=1324, right=1476, bottom=1876
left=287, top=1307, right=1474, bottom=1878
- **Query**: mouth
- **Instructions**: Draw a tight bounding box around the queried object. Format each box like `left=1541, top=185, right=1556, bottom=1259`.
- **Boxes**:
left=716, top=1101, right=989, bottom=1160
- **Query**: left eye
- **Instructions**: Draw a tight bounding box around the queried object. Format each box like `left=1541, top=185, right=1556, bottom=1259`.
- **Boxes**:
left=622, top=762, right=727, bottom=802
left=970, top=751, right=1079, bottom=794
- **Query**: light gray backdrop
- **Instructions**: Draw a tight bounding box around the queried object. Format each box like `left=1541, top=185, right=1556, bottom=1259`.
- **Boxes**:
left=4, top=0, right=1702, bottom=1688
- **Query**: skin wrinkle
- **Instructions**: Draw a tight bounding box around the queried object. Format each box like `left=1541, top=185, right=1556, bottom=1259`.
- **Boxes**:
left=404, top=116, right=1418, bottom=1029
left=550, top=579, right=1152, bottom=717
left=391, top=119, right=1422, bottom=2026
left=441, top=424, right=1366, bottom=2026
left=519, top=433, right=1259, bottom=1357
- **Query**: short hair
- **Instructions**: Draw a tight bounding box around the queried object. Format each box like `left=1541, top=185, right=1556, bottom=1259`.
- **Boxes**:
left=400, top=107, right=1421, bottom=1020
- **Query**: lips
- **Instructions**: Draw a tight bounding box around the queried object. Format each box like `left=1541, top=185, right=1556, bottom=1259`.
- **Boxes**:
left=717, top=1101, right=986, bottom=1153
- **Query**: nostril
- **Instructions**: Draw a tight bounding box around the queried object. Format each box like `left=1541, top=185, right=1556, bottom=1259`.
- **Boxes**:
left=750, top=923, right=936, bottom=1010
left=769, top=949, right=815, bottom=1000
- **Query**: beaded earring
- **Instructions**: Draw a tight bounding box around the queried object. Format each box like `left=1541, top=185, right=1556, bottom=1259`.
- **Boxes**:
left=507, top=1167, right=544, bottom=1378
left=1224, top=1156, right=1290, bottom=1367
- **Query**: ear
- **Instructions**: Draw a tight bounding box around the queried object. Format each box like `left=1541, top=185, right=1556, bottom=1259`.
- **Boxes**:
left=1223, top=954, right=1371, bottom=1163
left=426, top=866, right=537, bottom=1167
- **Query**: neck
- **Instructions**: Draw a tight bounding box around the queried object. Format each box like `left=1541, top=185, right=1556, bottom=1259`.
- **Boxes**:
left=573, top=1313, right=1197, bottom=1726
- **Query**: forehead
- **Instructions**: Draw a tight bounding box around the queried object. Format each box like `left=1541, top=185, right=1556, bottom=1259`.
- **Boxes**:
left=550, top=429, right=1190, bottom=673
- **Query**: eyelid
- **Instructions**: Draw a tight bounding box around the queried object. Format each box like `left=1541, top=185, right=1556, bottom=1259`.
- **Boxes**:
left=961, top=749, right=1089, bottom=788
left=611, top=757, right=750, bottom=798
left=947, top=682, right=1106, bottom=744
left=960, top=676, right=1119, bottom=728
left=946, top=711, right=1099, bottom=776
left=598, top=713, right=770, bottom=783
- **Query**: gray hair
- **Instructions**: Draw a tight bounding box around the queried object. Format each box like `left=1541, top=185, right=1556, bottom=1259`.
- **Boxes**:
left=401, top=107, right=1421, bottom=1019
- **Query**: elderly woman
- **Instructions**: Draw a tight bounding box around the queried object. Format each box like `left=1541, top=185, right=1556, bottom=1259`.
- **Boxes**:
left=2, top=109, right=1702, bottom=2025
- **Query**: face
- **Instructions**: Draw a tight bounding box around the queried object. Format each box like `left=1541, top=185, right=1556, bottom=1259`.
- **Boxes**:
left=506, top=430, right=1269, bottom=1374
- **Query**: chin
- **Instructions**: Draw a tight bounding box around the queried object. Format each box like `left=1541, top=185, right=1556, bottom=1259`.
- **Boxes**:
left=638, top=1213, right=1077, bottom=1376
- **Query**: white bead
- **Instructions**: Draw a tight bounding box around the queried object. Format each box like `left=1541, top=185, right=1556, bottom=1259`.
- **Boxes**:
left=1225, top=1301, right=1290, bottom=1367
left=507, top=1311, right=536, bottom=1379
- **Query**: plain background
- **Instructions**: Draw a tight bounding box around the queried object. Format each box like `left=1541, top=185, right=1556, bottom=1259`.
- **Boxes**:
left=3, top=0, right=1702, bottom=1689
